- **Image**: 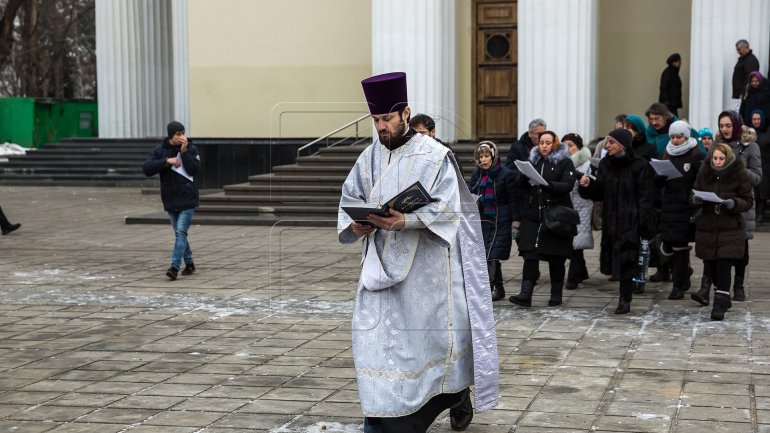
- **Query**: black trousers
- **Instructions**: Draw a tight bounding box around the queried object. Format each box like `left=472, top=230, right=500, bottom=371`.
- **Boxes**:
left=734, top=240, right=749, bottom=280
left=703, top=259, right=733, bottom=292
left=0, top=206, right=10, bottom=228
left=364, top=389, right=467, bottom=433
left=487, top=260, right=503, bottom=288
left=523, top=256, right=565, bottom=286
left=567, top=249, right=587, bottom=283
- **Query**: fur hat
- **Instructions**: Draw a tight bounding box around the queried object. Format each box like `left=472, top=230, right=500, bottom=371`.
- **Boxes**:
left=741, top=125, right=757, bottom=145
left=668, top=120, right=691, bottom=138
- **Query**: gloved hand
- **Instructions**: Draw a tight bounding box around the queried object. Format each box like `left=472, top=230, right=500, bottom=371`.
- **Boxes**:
left=722, top=198, right=736, bottom=209
left=691, top=195, right=703, bottom=205
left=512, top=222, right=520, bottom=240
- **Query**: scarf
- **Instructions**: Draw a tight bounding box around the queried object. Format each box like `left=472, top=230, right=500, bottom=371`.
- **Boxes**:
left=478, top=162, right=501, bottom=218
left=665, top=137, right=698, bottom=156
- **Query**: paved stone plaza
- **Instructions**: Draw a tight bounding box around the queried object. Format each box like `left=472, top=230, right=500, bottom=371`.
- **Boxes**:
left=2, top=186, right=770, bottom=432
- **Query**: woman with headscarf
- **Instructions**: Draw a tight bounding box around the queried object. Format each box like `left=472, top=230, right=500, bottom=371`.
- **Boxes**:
left=690, top=143, right=753, bottom=320
left=562, top=133, right=594, bottom=290
left=740, top=71, right=770, bottom=126
left=750, top=109, right=770, bottom=223
left=509, top=131, right=576, bottom=308
left=468, top=141, right=516, bottom=301
left=716, top=111, right=761, bottom=301
left=579, top=129, right=656, bottom=314
left=698, top=128, right=715, bottom=152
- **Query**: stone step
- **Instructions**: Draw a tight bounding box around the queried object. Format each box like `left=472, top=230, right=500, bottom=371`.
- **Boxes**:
left=201, top=192, right=339, bottom=206
left=271, top=165, right=354, bottom=176
left=7, top=154, right=146, bottom=161
left=196, top=204, right=337, bottom=216
left=125, top=212, right=336, bottom=227
left=0, top=167, right=141, bottom=175
left=26, top=148, right=150, bottom=155
left=1, top=160, right=143, bottom=168
left=0, top=175, right=157, bottom=187
left=223, top=183, right=342, bottom=195
left=246, top=173, right=347, bottom=185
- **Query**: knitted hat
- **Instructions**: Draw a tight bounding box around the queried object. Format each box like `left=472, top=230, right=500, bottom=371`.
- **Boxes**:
left=697, top=127, right=713, bottom=138
left=561, top=133, right=583, bottom=149
left=167, top=121, right=185, bottom=138
left=624, top=115, right=647, bottom=135
left=607, top=128, right=632, bottom=150
left=668, top=120, right=691, bottom=138
left=361, top=72, right=408, bottom=115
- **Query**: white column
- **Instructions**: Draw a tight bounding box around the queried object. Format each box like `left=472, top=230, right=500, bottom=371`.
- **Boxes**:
left=518, top=0, right=598, bottom=140
left=372, top=0, right=456, bottom=141
left=96, top=0, right=188, bottom=138
left=171, top=0, right=190, bottom=132
left=689, top=0, right=770, bottom=131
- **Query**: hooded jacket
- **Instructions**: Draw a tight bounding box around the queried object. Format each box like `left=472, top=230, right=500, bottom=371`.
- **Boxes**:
left=143, top=138, right=201, bottom=212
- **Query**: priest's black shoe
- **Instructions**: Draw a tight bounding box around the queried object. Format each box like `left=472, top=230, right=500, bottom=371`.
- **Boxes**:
left=449, top=388, right=473, bottom=431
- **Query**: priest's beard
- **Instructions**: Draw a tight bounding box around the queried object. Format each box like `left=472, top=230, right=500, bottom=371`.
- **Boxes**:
left=379, top=118, right=409, bottom=150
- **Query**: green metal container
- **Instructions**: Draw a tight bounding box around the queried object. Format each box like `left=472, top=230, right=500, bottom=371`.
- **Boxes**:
left=0, top=97, right=98, bottom=148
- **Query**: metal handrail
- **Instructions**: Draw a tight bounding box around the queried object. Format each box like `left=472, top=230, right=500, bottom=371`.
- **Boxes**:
left=296, top=114, right=371, bottom=158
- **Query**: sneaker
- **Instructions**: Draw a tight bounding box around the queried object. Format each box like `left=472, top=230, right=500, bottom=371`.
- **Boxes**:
left=166, top=266, right=179, bottom=280
left=1, top=223, right=21, bottom=235
left=181, top=263, right=196, bottom=276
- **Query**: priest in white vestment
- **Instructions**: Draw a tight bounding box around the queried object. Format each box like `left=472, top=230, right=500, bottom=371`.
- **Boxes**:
left=338, top=72, right=499, bottom=433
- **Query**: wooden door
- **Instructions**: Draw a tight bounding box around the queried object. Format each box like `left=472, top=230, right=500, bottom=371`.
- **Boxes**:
left=472, top=0, right=517, bottom=140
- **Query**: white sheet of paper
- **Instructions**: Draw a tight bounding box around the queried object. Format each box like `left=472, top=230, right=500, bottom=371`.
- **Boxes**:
left=650, top=159, right=683, bottom=179
left=590, top=157, right=602, bottom=167
left=576, top=160, right=596, bottom=180
left=514, top=160, right=548, bottom=186
left=600, top=149, right=607, bottom=159
left=692, top=189, right=724, bottom=203
left=171, top=152, right=193, bottom=182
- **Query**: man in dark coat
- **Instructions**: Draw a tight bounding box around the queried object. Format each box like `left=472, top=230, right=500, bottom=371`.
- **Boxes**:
left=732, top=39, right=760, bottom=107
left=579, top=128, right=656, bottom=314
left=143, top=121, right=201, bottom=280
left=659, top=53, right=683, bottom=117
left=506, top=118, right=547, bottom=238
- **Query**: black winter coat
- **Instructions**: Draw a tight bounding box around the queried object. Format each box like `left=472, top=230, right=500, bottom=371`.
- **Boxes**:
left=740, top=80, right=770, bottom=126
left=517, top=144, right=576, bottom=258
left=469, top=164, right=516, bottom=260
left=657, top=147, right=703, bottom=244
left=732, top=51, right=760, bottom=99
left=632, top=136, right=658, bottom=162
left=693, top=158, right=753, bottom=261
left=758, top=128, right=770, bottom=198
left=143, top=138, right=201, bottom=212
left=579, top=148, right=656, bottom=280
left=505, top=131, right=535, bottom=222
left=659, top=65, right=682, bottom=110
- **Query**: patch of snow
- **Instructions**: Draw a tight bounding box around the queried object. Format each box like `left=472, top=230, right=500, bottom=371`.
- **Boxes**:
left=633, top=412, right=670, bottom=421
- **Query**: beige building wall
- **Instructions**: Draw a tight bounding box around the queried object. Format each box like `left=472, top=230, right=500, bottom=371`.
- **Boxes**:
left=598, top=0, right=692, bottom=139
left=188, top=0, right=372, bottom=138
left=456, top=0, right=474, bottom=141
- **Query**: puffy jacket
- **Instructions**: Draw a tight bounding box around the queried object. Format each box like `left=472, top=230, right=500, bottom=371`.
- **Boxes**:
left=469, top=164, right=516, bottom=260
left=143, top=138, right=201, bottom=212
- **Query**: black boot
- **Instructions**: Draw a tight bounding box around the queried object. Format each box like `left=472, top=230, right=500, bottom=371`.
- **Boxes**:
left=491, top=282, right=505, bottom=301
left=711, top=291, right=732, bottom=321
left=548, top=282, right=563, bottom=306
left=510, top=281, right=535, bottom=307
left=449, top=388, right=473, bottom=431
left=614, top=282, right=632, bottom=314
left=690, top=275, right=711, bottom=306
left=668, top=250, right=690, bottom=299
left=668, top=286, right=685, bottom=300
left=0, top=206, right=20, bottom=235
left=649, top=266, right=671, bottom=282
left=757, top=200, right=765, bottom=224
left=733, top=275, right=746, bottom=301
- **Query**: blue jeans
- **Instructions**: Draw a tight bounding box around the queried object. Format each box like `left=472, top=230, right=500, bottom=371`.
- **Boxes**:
left=167, top=209, right=194, bottom=269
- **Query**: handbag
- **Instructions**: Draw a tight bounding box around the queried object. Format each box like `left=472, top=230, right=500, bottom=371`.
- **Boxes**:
left=542, top=205, right=580, bottom=237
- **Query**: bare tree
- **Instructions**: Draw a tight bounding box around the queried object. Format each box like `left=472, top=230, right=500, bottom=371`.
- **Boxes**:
left=0, top=0, right=95, bottom=99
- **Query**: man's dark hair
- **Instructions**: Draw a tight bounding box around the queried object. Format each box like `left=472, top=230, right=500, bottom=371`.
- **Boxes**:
left=409, top=113, right=435, bottom=131
left=645, top=102, right=673, bottom=120
left=614, top=114, right=627, bottom=124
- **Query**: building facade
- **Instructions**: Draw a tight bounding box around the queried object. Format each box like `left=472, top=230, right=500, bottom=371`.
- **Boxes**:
left=96, top=0, right=770, bottom=142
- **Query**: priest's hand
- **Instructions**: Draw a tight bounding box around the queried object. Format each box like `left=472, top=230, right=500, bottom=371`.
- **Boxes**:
left=368, top=209, right=406, bottom=231
left=351, top=221, right=375, bottom=238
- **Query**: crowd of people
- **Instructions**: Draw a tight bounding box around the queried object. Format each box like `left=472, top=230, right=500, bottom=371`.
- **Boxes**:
left=469, top=101, right=766, bottom=321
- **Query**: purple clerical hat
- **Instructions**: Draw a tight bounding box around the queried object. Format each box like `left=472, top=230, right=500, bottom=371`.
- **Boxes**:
left=361, top=72, right=408, bottom=115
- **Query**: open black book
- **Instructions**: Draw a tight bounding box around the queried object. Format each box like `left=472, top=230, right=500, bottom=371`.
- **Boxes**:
left=342, top=181, right=436, bottom=226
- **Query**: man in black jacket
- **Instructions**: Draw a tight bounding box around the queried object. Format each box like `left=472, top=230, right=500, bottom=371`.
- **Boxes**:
left=733, top=40, right=760, bottom=109
left=143, top=121, right=201, bottom=280
left=659, top=53, right=683, bottom=117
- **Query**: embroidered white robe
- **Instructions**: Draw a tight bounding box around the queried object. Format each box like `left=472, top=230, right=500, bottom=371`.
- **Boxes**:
left=338, top=133, right=499, bottom=417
